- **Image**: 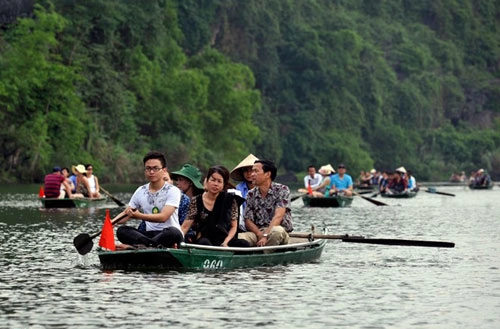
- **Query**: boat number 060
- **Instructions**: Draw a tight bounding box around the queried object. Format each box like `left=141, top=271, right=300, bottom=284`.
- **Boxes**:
left=203, top=259, right=224, bottom=269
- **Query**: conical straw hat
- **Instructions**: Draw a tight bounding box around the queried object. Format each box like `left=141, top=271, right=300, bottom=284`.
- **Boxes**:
left=230, top=154, right=259, bottom=181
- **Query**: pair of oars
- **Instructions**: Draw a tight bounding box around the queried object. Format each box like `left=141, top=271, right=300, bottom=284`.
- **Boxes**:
left=289, top=233, right=455, bottom=248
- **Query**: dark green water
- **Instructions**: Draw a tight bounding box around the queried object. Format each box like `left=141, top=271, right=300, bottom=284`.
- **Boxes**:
left=0, top=184, right=498, bottom=328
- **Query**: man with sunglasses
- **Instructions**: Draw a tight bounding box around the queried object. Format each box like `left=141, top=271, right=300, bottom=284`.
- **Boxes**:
left=326, top=163, right=354, bottom=196
left=112, top=151, right=183, bottom=249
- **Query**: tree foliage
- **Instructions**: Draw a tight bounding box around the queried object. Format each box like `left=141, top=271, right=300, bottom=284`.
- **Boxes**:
left=1, top=0, right=500, bottom=183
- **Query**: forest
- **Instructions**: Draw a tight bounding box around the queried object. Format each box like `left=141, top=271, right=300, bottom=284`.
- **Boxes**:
left=1, top=0, right=499, bottom=183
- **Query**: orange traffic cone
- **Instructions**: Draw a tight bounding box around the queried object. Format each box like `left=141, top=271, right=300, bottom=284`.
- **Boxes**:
left=98, top=209, right=116, bottom=251
left=39, top=186, right=45, bottom=198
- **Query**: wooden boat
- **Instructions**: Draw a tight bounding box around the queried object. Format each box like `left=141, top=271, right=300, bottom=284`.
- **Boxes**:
left=302, top=194, right=353, bottom=208
left=468, top=183, right=493, bottom=190
left=380, top=191, right=418, bottom=198
left=98, top=238, right=327, bottom=272
left=40, top=197, right=107, bottom=208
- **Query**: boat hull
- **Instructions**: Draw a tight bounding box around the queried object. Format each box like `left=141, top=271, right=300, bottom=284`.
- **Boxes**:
left=302, top=195, right=353, bottom=208
left=98, top=239, right=327, bottom=272
left=40, top=197, right=107, bottom=208
left=381, top=191, right=418, bottom=198
left=468, top=184, right=493, bottom=190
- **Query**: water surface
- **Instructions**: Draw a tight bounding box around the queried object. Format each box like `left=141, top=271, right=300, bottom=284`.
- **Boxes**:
left=0, top=185, right=498, bottom=328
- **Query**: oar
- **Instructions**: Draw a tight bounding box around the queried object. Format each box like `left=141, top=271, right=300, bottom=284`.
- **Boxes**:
left=356, top=190, right=376, bottom=195
left=289, top=233, right=455, bottom=248
left=73, top=212, right=128, bottom=255
left=291, top=193, right=307, bottom=202
left=425, top=187, right=455, bottom=197
left=100, top=186, right=126, bottom=206
left=353, top=191, right=388, bottom=206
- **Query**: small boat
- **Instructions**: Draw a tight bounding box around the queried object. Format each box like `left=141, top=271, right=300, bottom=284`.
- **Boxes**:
left=98, top=238, right=327, bottom=272
left=468, top=181, right=493, bottom=189
left=380, top=191, right=418, bottom=198
left=40, top=197, right=107, bottom=208
left=302, top=194, right=353, bottom=208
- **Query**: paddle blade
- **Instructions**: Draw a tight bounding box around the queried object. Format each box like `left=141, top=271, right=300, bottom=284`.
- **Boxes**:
left=98, top=209, right=116, bottom=251
left=39, top=186, right=44, bottom=198
left=74, top=233, right=94, bottom=255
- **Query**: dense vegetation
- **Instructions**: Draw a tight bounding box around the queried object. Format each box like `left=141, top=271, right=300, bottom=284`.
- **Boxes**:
left=1, top=0, right=499, bottom=183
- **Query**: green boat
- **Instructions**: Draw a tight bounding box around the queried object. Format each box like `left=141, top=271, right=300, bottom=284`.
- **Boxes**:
left=380, top=191, right=418, bottom=198
left=468, top=183, right=493, bottom=190
left=302, top=195, right=353, bottom=208
left=40, top=197, right=107, bottom=208
left=98, top=238, right=327, bottom=272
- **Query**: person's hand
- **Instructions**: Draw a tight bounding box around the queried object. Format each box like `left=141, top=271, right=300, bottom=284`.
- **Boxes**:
left=220, top=242, right=228, bottom=247
left=257, top=235, right=268, bottom=247
left=126, top=207, right=138, bottom=218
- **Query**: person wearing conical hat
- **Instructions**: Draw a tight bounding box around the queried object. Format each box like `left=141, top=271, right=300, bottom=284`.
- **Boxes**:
left=387, top=167, right=408, bottom=194
left=309, top=164, right=335, bottom=197
left=230, top=154, right=259, bottom=232
left=72, top=164, right=92, bottom=198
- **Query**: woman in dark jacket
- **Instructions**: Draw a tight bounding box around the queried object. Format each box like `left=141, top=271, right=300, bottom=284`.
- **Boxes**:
left=181, top=165, right=249, bottom=247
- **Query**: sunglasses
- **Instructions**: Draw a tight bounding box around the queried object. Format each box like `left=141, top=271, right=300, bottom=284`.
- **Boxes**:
left=338, top=166, right=345, bottom=169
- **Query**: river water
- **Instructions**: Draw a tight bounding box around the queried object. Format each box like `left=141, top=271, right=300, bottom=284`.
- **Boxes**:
left=0, top=184, right=498, bottom=329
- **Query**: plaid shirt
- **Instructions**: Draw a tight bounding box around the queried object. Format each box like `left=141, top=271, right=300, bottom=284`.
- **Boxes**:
left=244, top=182, right=293, bottom=232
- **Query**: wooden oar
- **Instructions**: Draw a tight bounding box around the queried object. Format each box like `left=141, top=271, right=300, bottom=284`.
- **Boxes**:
left=73, top=213, right=128, bottom=255
left=289, top=233, right=455, bottom=248
left=425, top=188, right=455, bottom=197
left=291, top=193, right=308, bottom=202
left=356, top=190, right=376, bottom=195
left=100, top=186, right=126, bottom=206
left=353, top=191, right=388, bottom=206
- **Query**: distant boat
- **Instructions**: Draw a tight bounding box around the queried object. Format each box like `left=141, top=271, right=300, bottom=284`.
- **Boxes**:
left=468, top=182, right=493, bottom=190
left=98, top=238, right=327, bottom=272
left=302, top=194, right=353, bottom=208
left=381, top=191, right=418, bottom=198
left=40, top=197, right=107, bottom=208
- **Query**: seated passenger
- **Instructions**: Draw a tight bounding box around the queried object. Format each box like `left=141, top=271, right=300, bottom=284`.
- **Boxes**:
left=181, top=166, right=249, bottom=247
left=326, top=163, right=353, bottom=196
left=230, top=154, right=259, bottom=232
left=312, top=164, right=335, bottom=197
left=387, top=168, right=408, bottom=194
left=239, top=160, right=293, bottom=247
left=298, top=165, right=322, bottom=194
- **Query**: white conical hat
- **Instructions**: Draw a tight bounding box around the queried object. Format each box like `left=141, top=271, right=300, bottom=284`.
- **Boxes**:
left=395, top=166, right=406, bottom=174
left=230, top=154, right=259, bottom=181
left=319, top=164, right=335, bottom=175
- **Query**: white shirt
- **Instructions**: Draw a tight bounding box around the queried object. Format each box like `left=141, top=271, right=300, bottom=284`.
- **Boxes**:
left=128, top=182, right=182, bottom=233
left=304, top=173, right=322, bottom=189
left=88, top=175, right=97, bottom=193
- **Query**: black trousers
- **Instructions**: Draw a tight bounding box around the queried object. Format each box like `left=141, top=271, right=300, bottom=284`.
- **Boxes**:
left=196, top=236, right=250, bottom=247
left=116, top=226, right=183, bottom=248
